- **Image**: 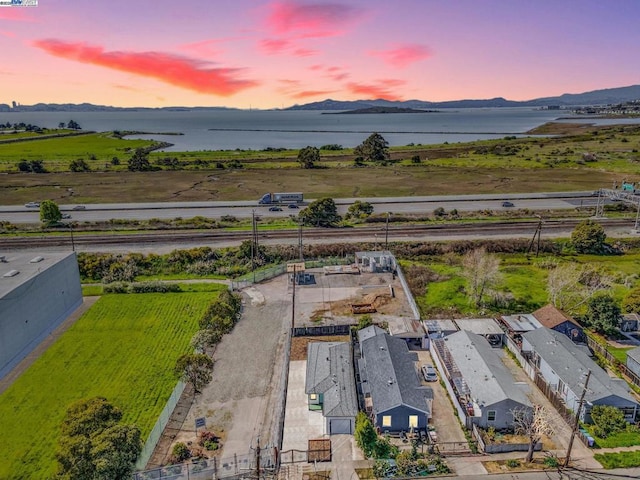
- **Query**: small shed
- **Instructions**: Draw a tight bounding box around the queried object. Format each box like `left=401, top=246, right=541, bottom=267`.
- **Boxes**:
left=621, top=313, right=640, bottom=333
left=627, top=346, right=640, bottom=378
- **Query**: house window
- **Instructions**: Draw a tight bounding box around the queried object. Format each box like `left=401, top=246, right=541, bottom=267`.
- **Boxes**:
left=487, top=410, right=496, bottom=422
left=309, top=394, right=317, bottom=401
left=408, top=415, right=418, bottom=428
left=382, top=416, right=392, bottom=427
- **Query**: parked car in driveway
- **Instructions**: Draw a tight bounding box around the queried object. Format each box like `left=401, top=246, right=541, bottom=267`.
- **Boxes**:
left=422, top=364, right=438, bottom=382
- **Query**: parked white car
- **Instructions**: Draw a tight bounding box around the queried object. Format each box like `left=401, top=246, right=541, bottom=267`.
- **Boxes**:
left=422, top=364, right=438, bottom=382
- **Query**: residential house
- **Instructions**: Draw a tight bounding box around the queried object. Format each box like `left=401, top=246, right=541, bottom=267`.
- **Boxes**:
left=522, top=328, right=639, bottom=422
left=305, top=342, right=358, bottom=435
left=357, top=326, right=433, bottom=433
left=532, top=304, right=585, bottom=342
left=441, top=330, right=532, bottom=429
left=627, top=346, right=640, bottom=379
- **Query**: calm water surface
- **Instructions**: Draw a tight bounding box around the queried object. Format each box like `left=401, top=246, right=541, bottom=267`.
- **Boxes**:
left=0, top=108, right=607, bottom=151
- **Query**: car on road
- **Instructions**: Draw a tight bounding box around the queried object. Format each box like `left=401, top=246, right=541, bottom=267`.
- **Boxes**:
left=287, top=204, right=299, bottom=209
left=422, top=364, right=438, bottom=382
left=501, top=201, right=514, bottom=207
left=25, top=202, right=40, bottom=208
left=268, top=206, right=283, bottom=211
left=72, top=205, right=86, bottom=210
left=61, top=214, right=71, bottom=219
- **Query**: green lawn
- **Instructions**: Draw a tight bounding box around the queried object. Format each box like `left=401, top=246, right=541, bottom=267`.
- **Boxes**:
left=595, top=450, right=640, bottom=469
left=0, top=291, right=220, bottom=479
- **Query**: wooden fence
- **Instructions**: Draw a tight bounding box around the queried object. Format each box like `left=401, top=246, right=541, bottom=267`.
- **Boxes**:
left=533, top=372, right=590, bottom=447
left=585, top=335, right=640, bottom=388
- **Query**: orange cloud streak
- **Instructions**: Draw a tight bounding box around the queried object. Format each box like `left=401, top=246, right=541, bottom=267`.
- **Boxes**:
left=32, top=39, right=258, bottom=96
left=371, top=44, right=432, bottom=68
left=347, top=80, right=406, bottom=100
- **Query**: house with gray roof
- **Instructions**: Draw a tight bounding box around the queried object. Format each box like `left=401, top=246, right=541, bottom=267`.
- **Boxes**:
left=357, top=326, right=433, bottom=433
left=625, top=346, right=640, bottom=380
left=305, top=342, right=358, bottom=435
left=442, top=330, right=532, bottom=429
left=522, top=328, right=639, bottom=423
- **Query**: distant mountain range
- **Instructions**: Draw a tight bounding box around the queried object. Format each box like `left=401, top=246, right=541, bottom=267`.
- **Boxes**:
left=285, top=85, right=640, bottom=110
left=1, top=85, right=639, bottom=112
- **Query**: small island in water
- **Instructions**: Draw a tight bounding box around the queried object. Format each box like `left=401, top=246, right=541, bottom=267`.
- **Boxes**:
left=323, top=106, right=439, bottom=114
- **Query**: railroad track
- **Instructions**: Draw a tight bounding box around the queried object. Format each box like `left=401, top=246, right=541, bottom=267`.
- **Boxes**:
left=0, top=218, right=634, bottom=250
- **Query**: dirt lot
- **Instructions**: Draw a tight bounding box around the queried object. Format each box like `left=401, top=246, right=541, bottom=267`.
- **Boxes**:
left=149, top=267, right=422, bottom=468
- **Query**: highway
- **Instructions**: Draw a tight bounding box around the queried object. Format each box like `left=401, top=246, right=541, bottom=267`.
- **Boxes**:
left=0, top=191, right=605, bottom=224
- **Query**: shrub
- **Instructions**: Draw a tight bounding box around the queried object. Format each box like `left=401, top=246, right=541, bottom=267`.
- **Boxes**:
left=506, top=459, right=520, bottom=468
left=544, top=456, right=559, bottom=468
left=172, top=442, right=190, bottom=462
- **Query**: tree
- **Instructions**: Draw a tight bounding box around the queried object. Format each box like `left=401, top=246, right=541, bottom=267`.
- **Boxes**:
left=461, top=247, right=501, bottom=307
left=299, top=197, right=342, bottom=227
left=297, top=145, right=320, bottom=169
left=354, top=412, right=378, bottom=458
left=56, top=397, right=141, bottom=480
left=547, top=262, right=612, bottom=314
left=590, top=405, right=628, bottom=438
left=622, top=286, right=640, bottom=313
left=67, top=119, right=82, bottom=130
left=571, top=219, right=606, bottom=254
left=127, top=148, right=153, bottom=171
left=69, top=158, right=91, bottom=172
left=40, top=200, right=62, bottom=225
left=58, top=122, right=66, bottom=129
left=511, top=405, right=554, bottom=463
left=346, top=200, right=374, bottom=219
left=583, top=294, right=621, bottom=335
left=174, top=353, right=214, bottom=394
left=354, top=133, right=390, bottom=164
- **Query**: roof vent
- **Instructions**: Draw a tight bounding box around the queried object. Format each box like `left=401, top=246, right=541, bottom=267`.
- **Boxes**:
left=30, top=256, right=44, bottom=263
left=3, top=269, right=19, bottom=278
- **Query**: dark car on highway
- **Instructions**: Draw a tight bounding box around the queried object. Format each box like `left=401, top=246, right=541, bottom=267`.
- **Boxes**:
left=502, top=201, right=514, bottom=207
left=268, top=206, right=282, bottom=211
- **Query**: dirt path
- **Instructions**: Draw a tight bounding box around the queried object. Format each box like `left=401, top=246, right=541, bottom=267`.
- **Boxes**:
left=0, top=296, right=99, bottom=396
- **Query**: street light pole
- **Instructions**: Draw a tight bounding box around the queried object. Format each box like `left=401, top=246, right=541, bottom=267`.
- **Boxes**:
left=384, top=212, right=389, bottom=250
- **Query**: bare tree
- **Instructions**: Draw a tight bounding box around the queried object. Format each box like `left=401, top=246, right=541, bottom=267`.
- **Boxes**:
left=547, top=261, right=612, bottom=314
left=461, top=247, right=501, bottom=307
left=511, top=405, right=554, bottom=463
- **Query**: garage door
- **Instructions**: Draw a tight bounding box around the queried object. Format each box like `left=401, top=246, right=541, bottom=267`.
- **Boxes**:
left=329, top=419, right=352, bottom=435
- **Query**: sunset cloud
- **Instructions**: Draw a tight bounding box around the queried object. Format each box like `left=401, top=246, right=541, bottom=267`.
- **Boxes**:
left=32, top=39, right=258, bottom=96
left=0, top=8, right=34, bottom=22
left=309, top=64, right=349, bottom=81
left=259, top=37, right=292, bottom=54
left=265, top=1, right=360, bottom=38
left=179, top=39, right=225, bottom=58
left=370, top=44, right=432, bottom=68
left=292, top=89, right=336, bottom=99
left=347, top=80, right=406, bottom=100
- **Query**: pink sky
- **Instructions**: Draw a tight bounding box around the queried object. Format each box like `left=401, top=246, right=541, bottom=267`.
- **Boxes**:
left=1, top=0, right=639, bottom=109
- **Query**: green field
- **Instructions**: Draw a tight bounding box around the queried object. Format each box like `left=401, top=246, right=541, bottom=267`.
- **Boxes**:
left=1, top=122, right=639, bottom=205
left=408, top=251, right=640, bottom=317
left=0, top=290, right=222, bottom=479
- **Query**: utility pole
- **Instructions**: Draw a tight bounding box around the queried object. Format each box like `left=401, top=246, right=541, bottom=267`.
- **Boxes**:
left=291, top=265, right=296, bottom=330
left=69, top=222, right=75, bottom=252
left=298, top=222, right=303, bottom=261
left=633, top=198, right=640, bottom=234
left=384, top=212, right=390, bottom=250
left=564, top=369, right=591, bottom=468
left=255, top=436, right=261, bottom=479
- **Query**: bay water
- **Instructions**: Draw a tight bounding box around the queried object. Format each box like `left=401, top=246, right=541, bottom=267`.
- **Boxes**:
left=0, top=107, right=604, bottom=151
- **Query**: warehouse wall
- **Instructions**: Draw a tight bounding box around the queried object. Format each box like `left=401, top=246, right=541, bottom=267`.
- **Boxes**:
left=0, top=253, right=82, bottom=379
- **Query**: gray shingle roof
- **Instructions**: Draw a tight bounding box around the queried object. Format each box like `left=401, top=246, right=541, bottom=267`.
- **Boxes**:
left=306, top=342, right=358, bottom=418
left=358, top=326, right=432, bottom=415
left=444, top=330, right=531, bottom=409
left=628, top=346, right=640, bottom=365
left=522, top=328, right=638, bottom=405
